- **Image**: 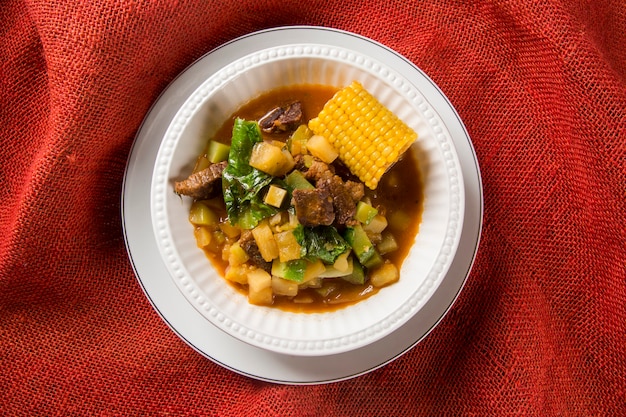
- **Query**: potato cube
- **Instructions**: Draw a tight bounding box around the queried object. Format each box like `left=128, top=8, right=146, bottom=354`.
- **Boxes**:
left=247, top=269, right=273, bottom=305
left=264, top=185, right=288, bottom=208
left=189, top=201, right=218, bottom=226
left=193, top=226, right=212, bottom=248
left=303, top=259, right=326, bottom=282
left=219, top=221, right=241, bottom=239
left=363, top=214, right=388, bottom=234
left=377, top=232, right=399, bottom=255
left=224, top=265, right=250, bottom=285
left=247, top=269, right=272, bottom=292
left=271, top=276, right=299, bottom=297
left=274, top=230, right=303, bottom=262
left=306, top=135, right=338, bottom=164
left=249, top=142, right=294, bottom=176
left=249, top=287, right=273, bottom=306
left=332, top=250, right=351, bottom=272
left=228, top=242, right=249, bottom=266
left=369, top=262, right=399, bottom=287
left=251, top=220, right=279, bottom=262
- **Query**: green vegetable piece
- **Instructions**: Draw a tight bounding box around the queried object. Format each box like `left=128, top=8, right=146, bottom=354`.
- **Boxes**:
left=285, top=170, right=314, bottom=190
left=188, top=201, right=218, bottom=226
left=271, top=259, right=307, bottom=282
left=207, top=140, right=231, bottom=163
left=341, top=258, right=366, bottom=285
left=344, top=224, right=377, bottom=265
left=362, top=250, right=383, bottom=269
left=288, top=124, right=313, bottom=153
left=355, top=201, right=378, bottom=225
left=222, top=118, right=278, bottom=229
left=294, top=225, right=350, bottom=265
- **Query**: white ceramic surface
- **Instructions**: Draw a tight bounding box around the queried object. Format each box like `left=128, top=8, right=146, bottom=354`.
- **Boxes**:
left=123, top=26, right=481, bottom=381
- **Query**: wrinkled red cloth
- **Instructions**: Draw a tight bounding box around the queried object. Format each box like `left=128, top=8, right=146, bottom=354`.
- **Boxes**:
left=2, top=0, right=624, bottom=415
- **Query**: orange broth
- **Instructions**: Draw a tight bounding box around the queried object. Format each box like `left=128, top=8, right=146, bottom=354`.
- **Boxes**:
left=194, top=84, right=423, bottom=313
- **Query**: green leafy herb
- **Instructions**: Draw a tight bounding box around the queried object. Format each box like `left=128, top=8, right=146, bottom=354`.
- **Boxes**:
left=295, top=225, right=350, bottom=264
left=222, top=118, right=278, bottom=229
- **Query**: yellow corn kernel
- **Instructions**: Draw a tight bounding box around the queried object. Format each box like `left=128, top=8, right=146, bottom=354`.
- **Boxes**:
left=308, top=81, right=417, bottom=189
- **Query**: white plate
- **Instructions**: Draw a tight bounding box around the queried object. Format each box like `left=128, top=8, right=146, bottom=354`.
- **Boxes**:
left=122, top=26, right=482, bottom=383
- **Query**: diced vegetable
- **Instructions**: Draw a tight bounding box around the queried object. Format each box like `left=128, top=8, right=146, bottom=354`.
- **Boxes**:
left=271, top=259, right=307, bottom=282
left=207, top=140, right=231, bottom=163
left=370, top=262, right=399, bottom=287
left=362, top=250, right=383, bottom=269
left=308, top=81, right=418, bottom=189
left=228, top=242, right=249, bottom=266
left=377, top=232, right=399, bottom=255
left=249, top=142, right=294, bottom=176
left=194, top=155, right=210, bottom=172
left=193, top=226, right=212, bottom=248
left=319, top=256, right=354, bottom=278
left=303, top=259, right=326, bottom=282
left=355, top=201, right=378, bottom=225
left=332, top=250, right=351, bottom=272
left=251, top=220, right=279, bottom=262
left=273, top=229, right=303, bottom=262
left=271, top=276, right=299, bottom=297
left=344, top=224, right=376, bottom=265
left=189, top=201, right=218, bottom=226
left=340, top=258, right=366, bottom=285
left=264, top=185, right=288, bottom=208
left=224, top=264, right=252, bottom=285
left=288, top=124, right=313, bottom=155
left=305, top=134, right=339, bottom=164
left=285, top=170, right=314, bottom=190
left=247, top=269, right=273, bottom=305
left=218, top=221, right=241, bottom=239
left=202, top=230, right=225, bottom=254
left=362, top=214, right=388, bottom=234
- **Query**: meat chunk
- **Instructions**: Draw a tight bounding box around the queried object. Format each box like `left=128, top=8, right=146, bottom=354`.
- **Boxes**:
left=174, top=161, right=227, bottom=199
left=238, top=230, right=271, bottom=272
left=304, top=158, right=335, bottom=183
left=292, top=188, right=335, bottom=227
left=344, top=180, right=365, bottom=202
left=317, top=175, right=361, bottom=226
left=258, top=102, right=303, bottom=133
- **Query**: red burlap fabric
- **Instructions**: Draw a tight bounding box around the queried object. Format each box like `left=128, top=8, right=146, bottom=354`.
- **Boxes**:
left=2, top=0, right=624, bottom=415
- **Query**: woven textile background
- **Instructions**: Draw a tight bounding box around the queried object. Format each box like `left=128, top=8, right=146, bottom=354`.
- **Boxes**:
left=2, top=0, right=625, bottom=415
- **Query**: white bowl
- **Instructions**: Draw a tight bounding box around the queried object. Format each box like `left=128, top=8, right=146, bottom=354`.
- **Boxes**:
left=150, top=42, right=464, bottom=356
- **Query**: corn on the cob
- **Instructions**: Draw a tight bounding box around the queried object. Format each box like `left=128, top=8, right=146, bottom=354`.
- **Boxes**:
left=308, top=81, right=417, bottom=189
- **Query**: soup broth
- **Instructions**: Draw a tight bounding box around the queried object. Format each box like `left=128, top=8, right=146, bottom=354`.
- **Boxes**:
left=187, top=84, right=423, bottom=312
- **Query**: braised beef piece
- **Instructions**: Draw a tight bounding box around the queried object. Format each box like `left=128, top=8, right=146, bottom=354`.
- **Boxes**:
left=258, top=102, right=303, bottom=133
left=292, top=156, right=365, bottom=226
left=317, top=175, right=364, bottom=226
left=292, top=188, right=335, bottom=227
left=174, top=161, right=227, bottom=199
left=344, top=180, right=365, bottom=202
left=238, top=230, right=271, bottom=272
left=304, top=159, right=335, bottom=183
